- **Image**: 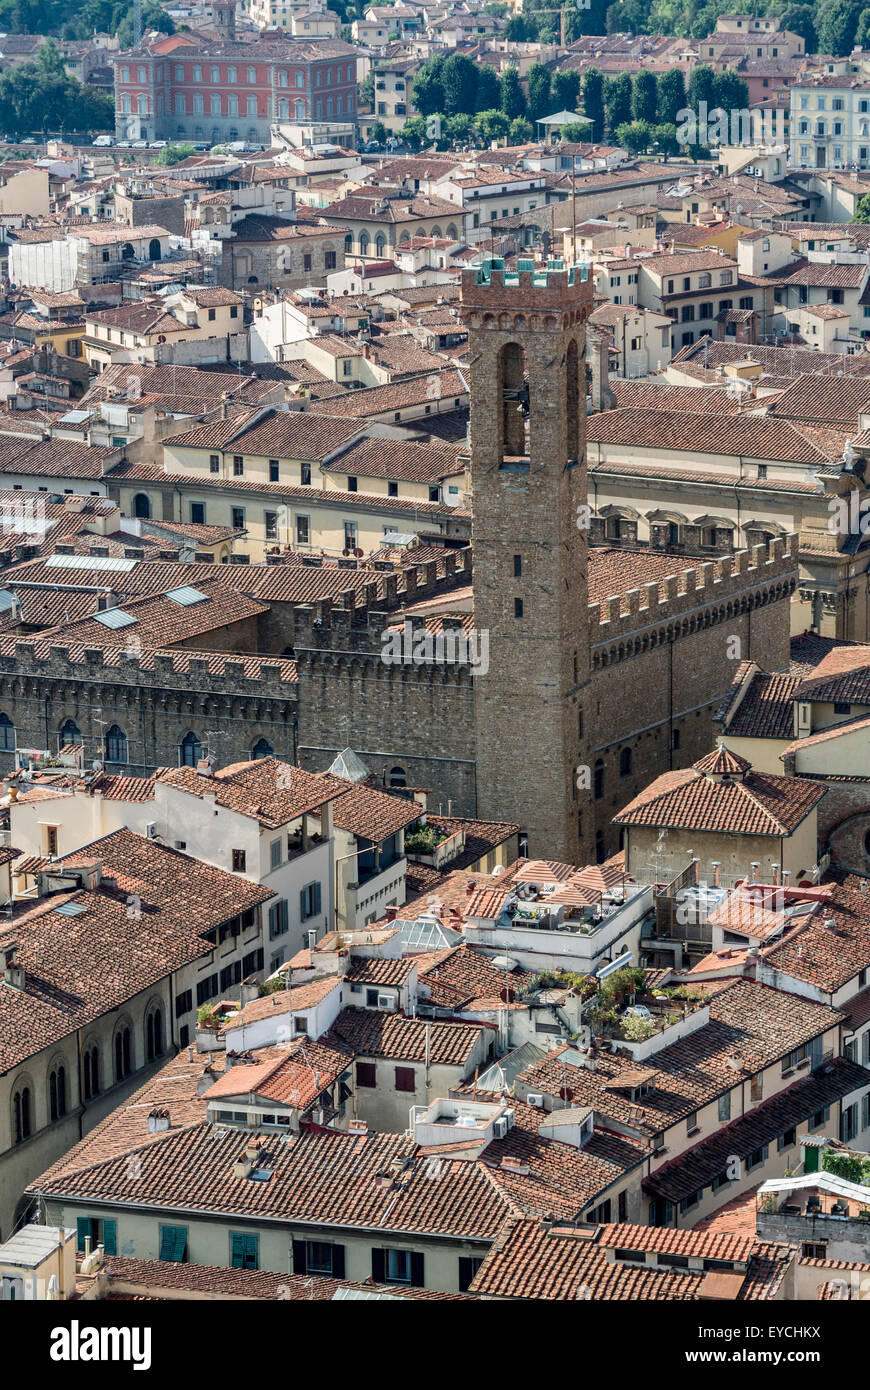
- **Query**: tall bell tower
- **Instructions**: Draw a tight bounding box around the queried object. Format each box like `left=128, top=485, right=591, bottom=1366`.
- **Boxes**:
left=460, top=257, right=593, bottom=863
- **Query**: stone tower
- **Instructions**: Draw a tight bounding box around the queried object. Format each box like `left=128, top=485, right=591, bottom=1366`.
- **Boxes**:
left=212, top=0, right=237, bottom=40
left=460, top=257, right=594, bottom=864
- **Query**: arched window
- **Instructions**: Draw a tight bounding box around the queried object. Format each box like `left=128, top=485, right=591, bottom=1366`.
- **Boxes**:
left=389, top=766, right=407, bottom=788
left=148, top=239, right=161, bottom=262
left=49, top=1064, right=66, bottom=1123
left=137, top=94, right=148, bottom=116
left=146, top=1007, right=164, bottom=1063
left=295, top=99, right=305, bottom=120
left=59, top=718, right=82, bottom=746
left=104, top=725, right=127, bottom=764
left=0, top=711, right=14, bottom=749
left=619, top=747, right=632, bottom=777
left=121, top=93, right=131, bottom=114
left=345, top=233, right=353, bottom=254
left=132, top=492, right=151, bottom=518
left=252, top=737, right=274, bottom=759
left=375, top=233, right=386, bottom=257
left=83, top=1044, right=100, bottom=1100
left=593, top=759, right=604, bottom=801
left=12, top=1084, right=31, bottom=1143
left=359, top=231, right=370, bottom=257
left=180, top=731, right=202, bottom=767
left=447, top=224, right=458, bottom=240
left=114, top=1025, right=132, bottom=1082
left=121, top=243, right=135, bottom=261
left=278, top=98, right=290, bottom=119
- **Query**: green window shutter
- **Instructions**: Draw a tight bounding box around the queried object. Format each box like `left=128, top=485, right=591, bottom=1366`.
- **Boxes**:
left=76, top=1217, right=90, bottom=1253
left=161, top=1225, right=187, bottom=1262
left=102, top=1219, right=117, bottom=1256
left=231, top=1233, right=245, bottom=1268
left=312, top=881, right=321, bottom=915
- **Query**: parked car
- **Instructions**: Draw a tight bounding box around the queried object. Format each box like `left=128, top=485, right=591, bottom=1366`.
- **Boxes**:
left=20, top=137, right=37, bottom=145
left=149, top=139, right=168, bottom=149
left=132, top=140, right=148, bottom=149
left=192, top=141, right=210, bottom=151
left=362, top=139, right=382, bottom=153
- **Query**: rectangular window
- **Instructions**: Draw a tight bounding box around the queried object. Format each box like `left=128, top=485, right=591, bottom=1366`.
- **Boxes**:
left=265, top=510, right=278, bottom=540
left=233, top=456, right=244, bottom=476
left=209, top=454, right=220, bottom=473
left=175, top=989, right=192, bottom=1018
left=230, top=1233, right=259, bottom=1270
left=231, top=507, right=245, bottom=530
left=232, top=849, right=246, bottom=873
left=294, top=1240, right=345, bottom=1277
left=372, top=1248, right=424, bottom=1287
left=395, top=1066, right=416, bottom=1092
left=159, top=1225, right=188, bottom=1262
left=325, top=251, right=336, bottom=270
left=344, top=522, right=357, bottom=549
left=270, top=838, right=282, bottom=871
left=296, top=515, right=310, bottom=545
left=718, top=1091, right=731, bottom=1122
left=269, top=460, right=280, bottom=482
left=268, top=899, right=289, bottom=939
left=513, top=555, right=522, bottom=577
left=347, top=476, right=358, bottom=492
left=458, top=1256, right=483, bottom=1292
left=514, top=597, right=523, bottom=618
left=190, top=502, right=205, bottom=525
left=300, top=881, right=322, bottom=920
left=76, top=1218, right=116, bottom=1256
left=356, top=1061, right=377, bottom=1087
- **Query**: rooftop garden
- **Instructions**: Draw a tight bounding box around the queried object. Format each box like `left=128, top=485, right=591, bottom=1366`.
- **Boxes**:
left=585, top=967, right=707, bottom=1043
left=404, top=824, right=449, bottom=855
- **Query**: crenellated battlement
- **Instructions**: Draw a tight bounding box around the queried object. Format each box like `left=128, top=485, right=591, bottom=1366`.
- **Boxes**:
left=588, top=535, right=799, bottom=664
left=460, top=257, right=594, bottom=314
left=0, top=639, right=297, bottom=695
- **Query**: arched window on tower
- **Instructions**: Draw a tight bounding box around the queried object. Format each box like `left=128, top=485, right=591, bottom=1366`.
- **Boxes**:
left=498, top=342, right=529, bottom=462
left=104, top=725, right=127, bottom=764
left=565, top=338, right=580, bottom=466
left=180, top=731, right=202, bottom=767
left=60, top=719, right=82, bottom=747
left=252, top=737, right=274, bottom=759
left=389, top=766, right=407, bottom=788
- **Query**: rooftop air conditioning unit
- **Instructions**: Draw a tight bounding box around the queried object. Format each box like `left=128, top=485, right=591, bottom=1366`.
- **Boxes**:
left=493, top=1116, right=510, bottom=1139
left=377, top=992, right=395, bottom=1010
left=145, top=821, right=158, bottom=839
left=526, top=1093, right=544, bottom=1108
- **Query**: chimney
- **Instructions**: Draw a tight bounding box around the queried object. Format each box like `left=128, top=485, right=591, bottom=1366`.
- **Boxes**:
left=147, top=1108, right=170, bottom=1133
left=308, top=928, right=317, bottom=952
left=751, top=862, right=760, bottom=882
left=772, top=864, right=780, bottom=886
left=385, top=905, right=398, bottom=921
left=239, top=977, right=259, bottom=1007
left=711, top=862, right=720, bottom=887
left=195, top=758, right=213, bottom=778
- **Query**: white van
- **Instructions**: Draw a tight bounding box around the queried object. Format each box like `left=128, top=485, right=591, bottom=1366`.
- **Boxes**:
left=93, top=135, right=115, bottom=147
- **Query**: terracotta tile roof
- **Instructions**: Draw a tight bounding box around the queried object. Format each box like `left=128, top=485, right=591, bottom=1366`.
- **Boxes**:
left=419, top=944, right=535, bottom=1010
left=469, top=1219, right=701, bottom=1300
left=324, top=776, right=421, bottom=841
left=586, top=407, right=833, bottom=464
left=31, top=1086, right=514, bottom=1242
left=613, top=753, right=825, bottom=837
left=723, top=670, right=800, bottom=740
left=644, top=1057, right=870, bottom=1203
left=0, top=836, right=270, bottom=1073
left=517, top=980, right=846, bottom=1136
left=796, top=645, right=870, bottom=704
left=161, top=757, right=347, bottom=829
left=203, top=1036, right=351, bottom=1108
left=343, top=956, right=416, bottom=988
left=306, top=368, right=468, bottom=419
left=323, top=436, right=463, bottom=484
left=330, top=1006, right=485, bottom=1065
left=599, top=1222, right=754, bottom=1263
left=39, top=581, right=268, bottom=650
left=165, top=407, right=362, bottom=458
left=216, top=978, right=342, bottom=1035
left=101, top=1255, right=460, bottom=1299
left=609, top=381, right=739, bottom=413
left=757, top=876, right=870, bottom=992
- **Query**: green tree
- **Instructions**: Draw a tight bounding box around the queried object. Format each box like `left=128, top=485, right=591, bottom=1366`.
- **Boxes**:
left=368, top=120, right=387, bottom=144
left=444, top=111, right=474, bottom=146
left=615, top=118, right=653, bottom=155
left=604, top=72, right=632, bottom=137
left=474, top=107, right=510, bottom=144
left=631, top=70, right=657, bottom=123
left=552, top=68, right=581, bottom=113
left=582, top=66, right=605, bottom=142
left=504, top=13, right=536, bottom=39
left=851, top=191, right=870, bottom=222
left=36, top=36, right=64, bottom=73
left=711, top=68, right=749, bottom=113
left=526, top=61, right=552, bottom=121
left=856, top=6, right=870, bottom=45
left=605, top=0, right=646, bottom=32
left=410, top=56, right=445, bottom=116
left=817, top=0, right=863, bottom=56
left=657, top=67, right=686, bottom=127
left=156, top=141, right=195, bottom=165
left=505, top=115, right=530, bottom=144
left=779, top=3, right=818, bottom=49
left=653, top=121, right=680, bottom=158
left=401, top=115, right=428, bottom=149
left=688, top=63, right=715, bottom=114
left=475, top=64, right=500, bottom=112
left=441, top=53, right=478, bottom=116
left=499, top=66, right=526, bottom=120
left=561, top=119, right=594, bottom=141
